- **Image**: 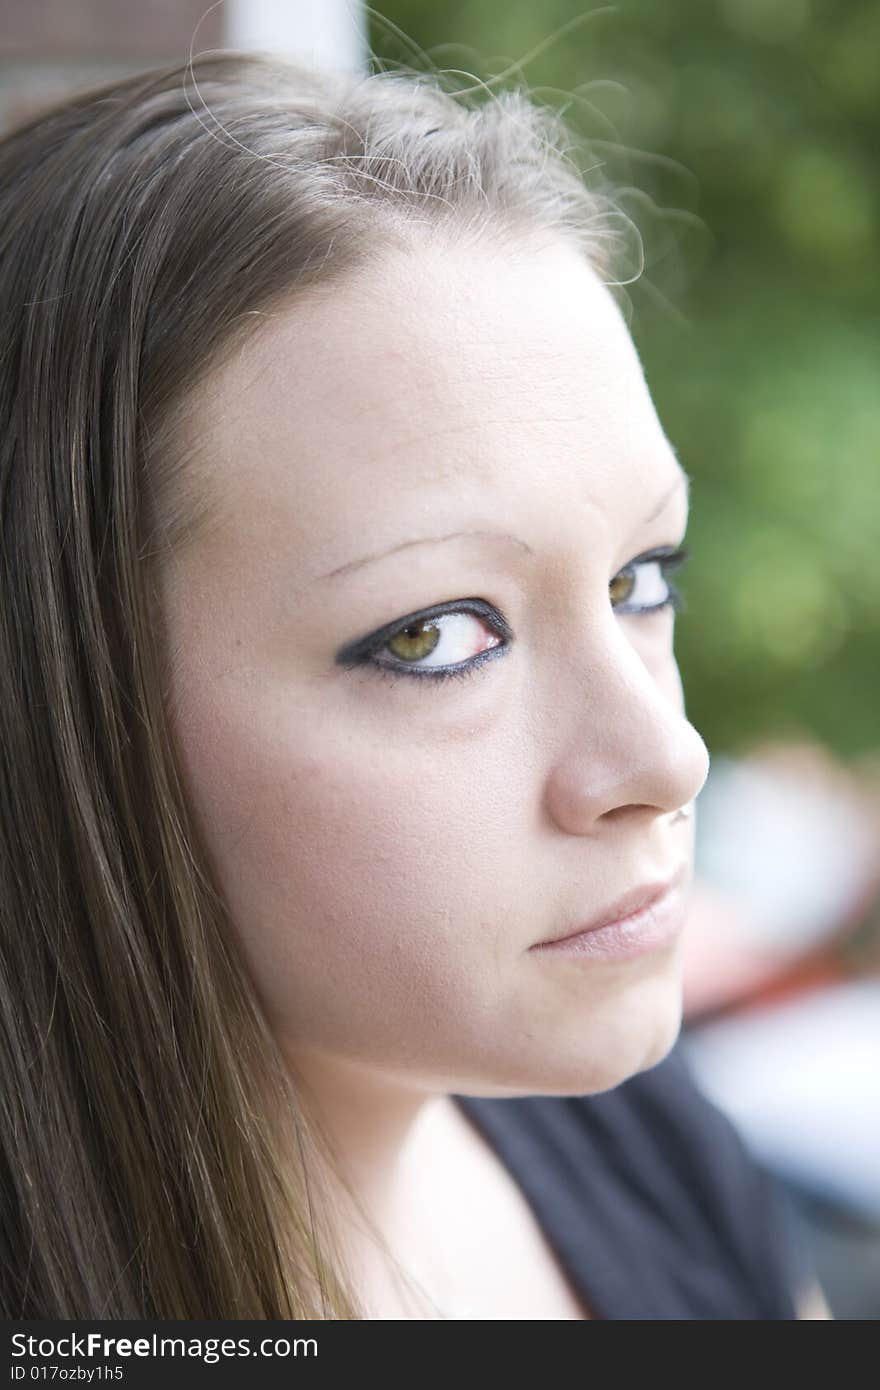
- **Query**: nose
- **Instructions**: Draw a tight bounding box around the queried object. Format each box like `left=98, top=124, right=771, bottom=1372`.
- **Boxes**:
left=543, top=625, right=710, bottom=833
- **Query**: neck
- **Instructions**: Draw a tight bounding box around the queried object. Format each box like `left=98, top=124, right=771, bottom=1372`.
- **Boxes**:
left=284, top=1045, right=474, bottom=1316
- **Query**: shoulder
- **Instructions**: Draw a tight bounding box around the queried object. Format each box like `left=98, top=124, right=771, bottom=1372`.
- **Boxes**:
left=575, top=1044, right=815, bottom=1315
left=456, top=1042, right=814, bottom=1318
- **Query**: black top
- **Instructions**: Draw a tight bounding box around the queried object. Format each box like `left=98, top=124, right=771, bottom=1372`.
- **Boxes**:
left=452, top=1041, right=814, bottom=1319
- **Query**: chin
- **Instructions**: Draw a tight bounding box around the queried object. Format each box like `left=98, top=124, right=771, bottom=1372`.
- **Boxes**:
left=469, top=953, right=685, bottom=1099
left=540, top=1012, right=682, bottom=1098
left=570, top=965, right=685, bottom=1096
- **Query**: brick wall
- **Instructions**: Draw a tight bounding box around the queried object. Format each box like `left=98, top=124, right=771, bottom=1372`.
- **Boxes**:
left=1, top=1, right=224, bottom=133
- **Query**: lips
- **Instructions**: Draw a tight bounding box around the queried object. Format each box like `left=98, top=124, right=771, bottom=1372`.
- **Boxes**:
left=532, top=863, right=687, bottom=949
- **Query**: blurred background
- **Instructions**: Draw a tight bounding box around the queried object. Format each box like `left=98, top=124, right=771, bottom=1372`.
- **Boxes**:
left=3, top=0, right=878, bottom=1318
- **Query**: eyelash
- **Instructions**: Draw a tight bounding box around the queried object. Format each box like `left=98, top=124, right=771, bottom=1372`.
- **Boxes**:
left=349, top=545, right=689, bottom=689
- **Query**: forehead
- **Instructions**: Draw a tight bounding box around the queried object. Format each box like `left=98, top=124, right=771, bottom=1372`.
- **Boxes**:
left=177, top=235, right=674, bottom=569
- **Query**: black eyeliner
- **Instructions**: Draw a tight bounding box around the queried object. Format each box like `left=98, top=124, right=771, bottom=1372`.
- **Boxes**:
left=334, top=596, right=512, bottom=669
left=615, top=546, right=690, bottom=616
left=626, top=543, right=690, bottom=571
left=336, top=544, right=690, bottom=677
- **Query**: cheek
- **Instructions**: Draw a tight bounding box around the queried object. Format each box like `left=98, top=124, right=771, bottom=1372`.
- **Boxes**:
left=168, top=675, right=516, bottom=1056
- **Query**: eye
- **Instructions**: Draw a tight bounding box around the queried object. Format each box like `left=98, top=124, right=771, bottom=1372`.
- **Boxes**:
left=338, top=598, right=511, bottom=688
left=338, top=545, right=689, bottom=688
left=610, top=545, right=689, bottom=615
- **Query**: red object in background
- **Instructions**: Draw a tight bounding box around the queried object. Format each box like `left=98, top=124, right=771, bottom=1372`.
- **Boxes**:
left=680, top=740, right=880, bottom=1026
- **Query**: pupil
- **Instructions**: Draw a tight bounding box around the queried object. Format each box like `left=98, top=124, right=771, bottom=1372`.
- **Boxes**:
left=389, top=620, right=441, bottom=661
left=610, top=572, right=634, bottom=604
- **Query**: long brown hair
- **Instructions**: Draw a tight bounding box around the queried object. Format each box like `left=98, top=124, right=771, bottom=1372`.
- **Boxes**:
left=0, top=49, right=621, bottom=1318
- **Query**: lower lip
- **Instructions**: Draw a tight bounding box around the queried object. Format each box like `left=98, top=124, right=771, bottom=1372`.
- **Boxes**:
left=530, top=885, right=687, bottom=962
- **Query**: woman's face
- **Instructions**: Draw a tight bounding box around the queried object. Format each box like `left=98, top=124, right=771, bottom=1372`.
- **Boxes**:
left=158, top=233, right=709, bottom=1100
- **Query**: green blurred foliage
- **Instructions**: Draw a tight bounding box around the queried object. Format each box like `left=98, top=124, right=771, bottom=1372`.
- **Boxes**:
left=367, top=1, right=879, bottom=756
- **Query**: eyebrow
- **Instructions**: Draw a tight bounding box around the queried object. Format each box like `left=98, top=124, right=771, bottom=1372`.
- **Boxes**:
left=316, top=459, right=690, bottom=584
left=644, top=461, right=690, bottom=524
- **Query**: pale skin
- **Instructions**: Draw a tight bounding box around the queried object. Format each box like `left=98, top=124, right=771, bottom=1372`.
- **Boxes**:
left=156, top=230, right=831, bottom=1319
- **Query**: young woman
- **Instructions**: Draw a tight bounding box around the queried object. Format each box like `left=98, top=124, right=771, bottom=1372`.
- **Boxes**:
left=0, top=51, right=830, bottom=1319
